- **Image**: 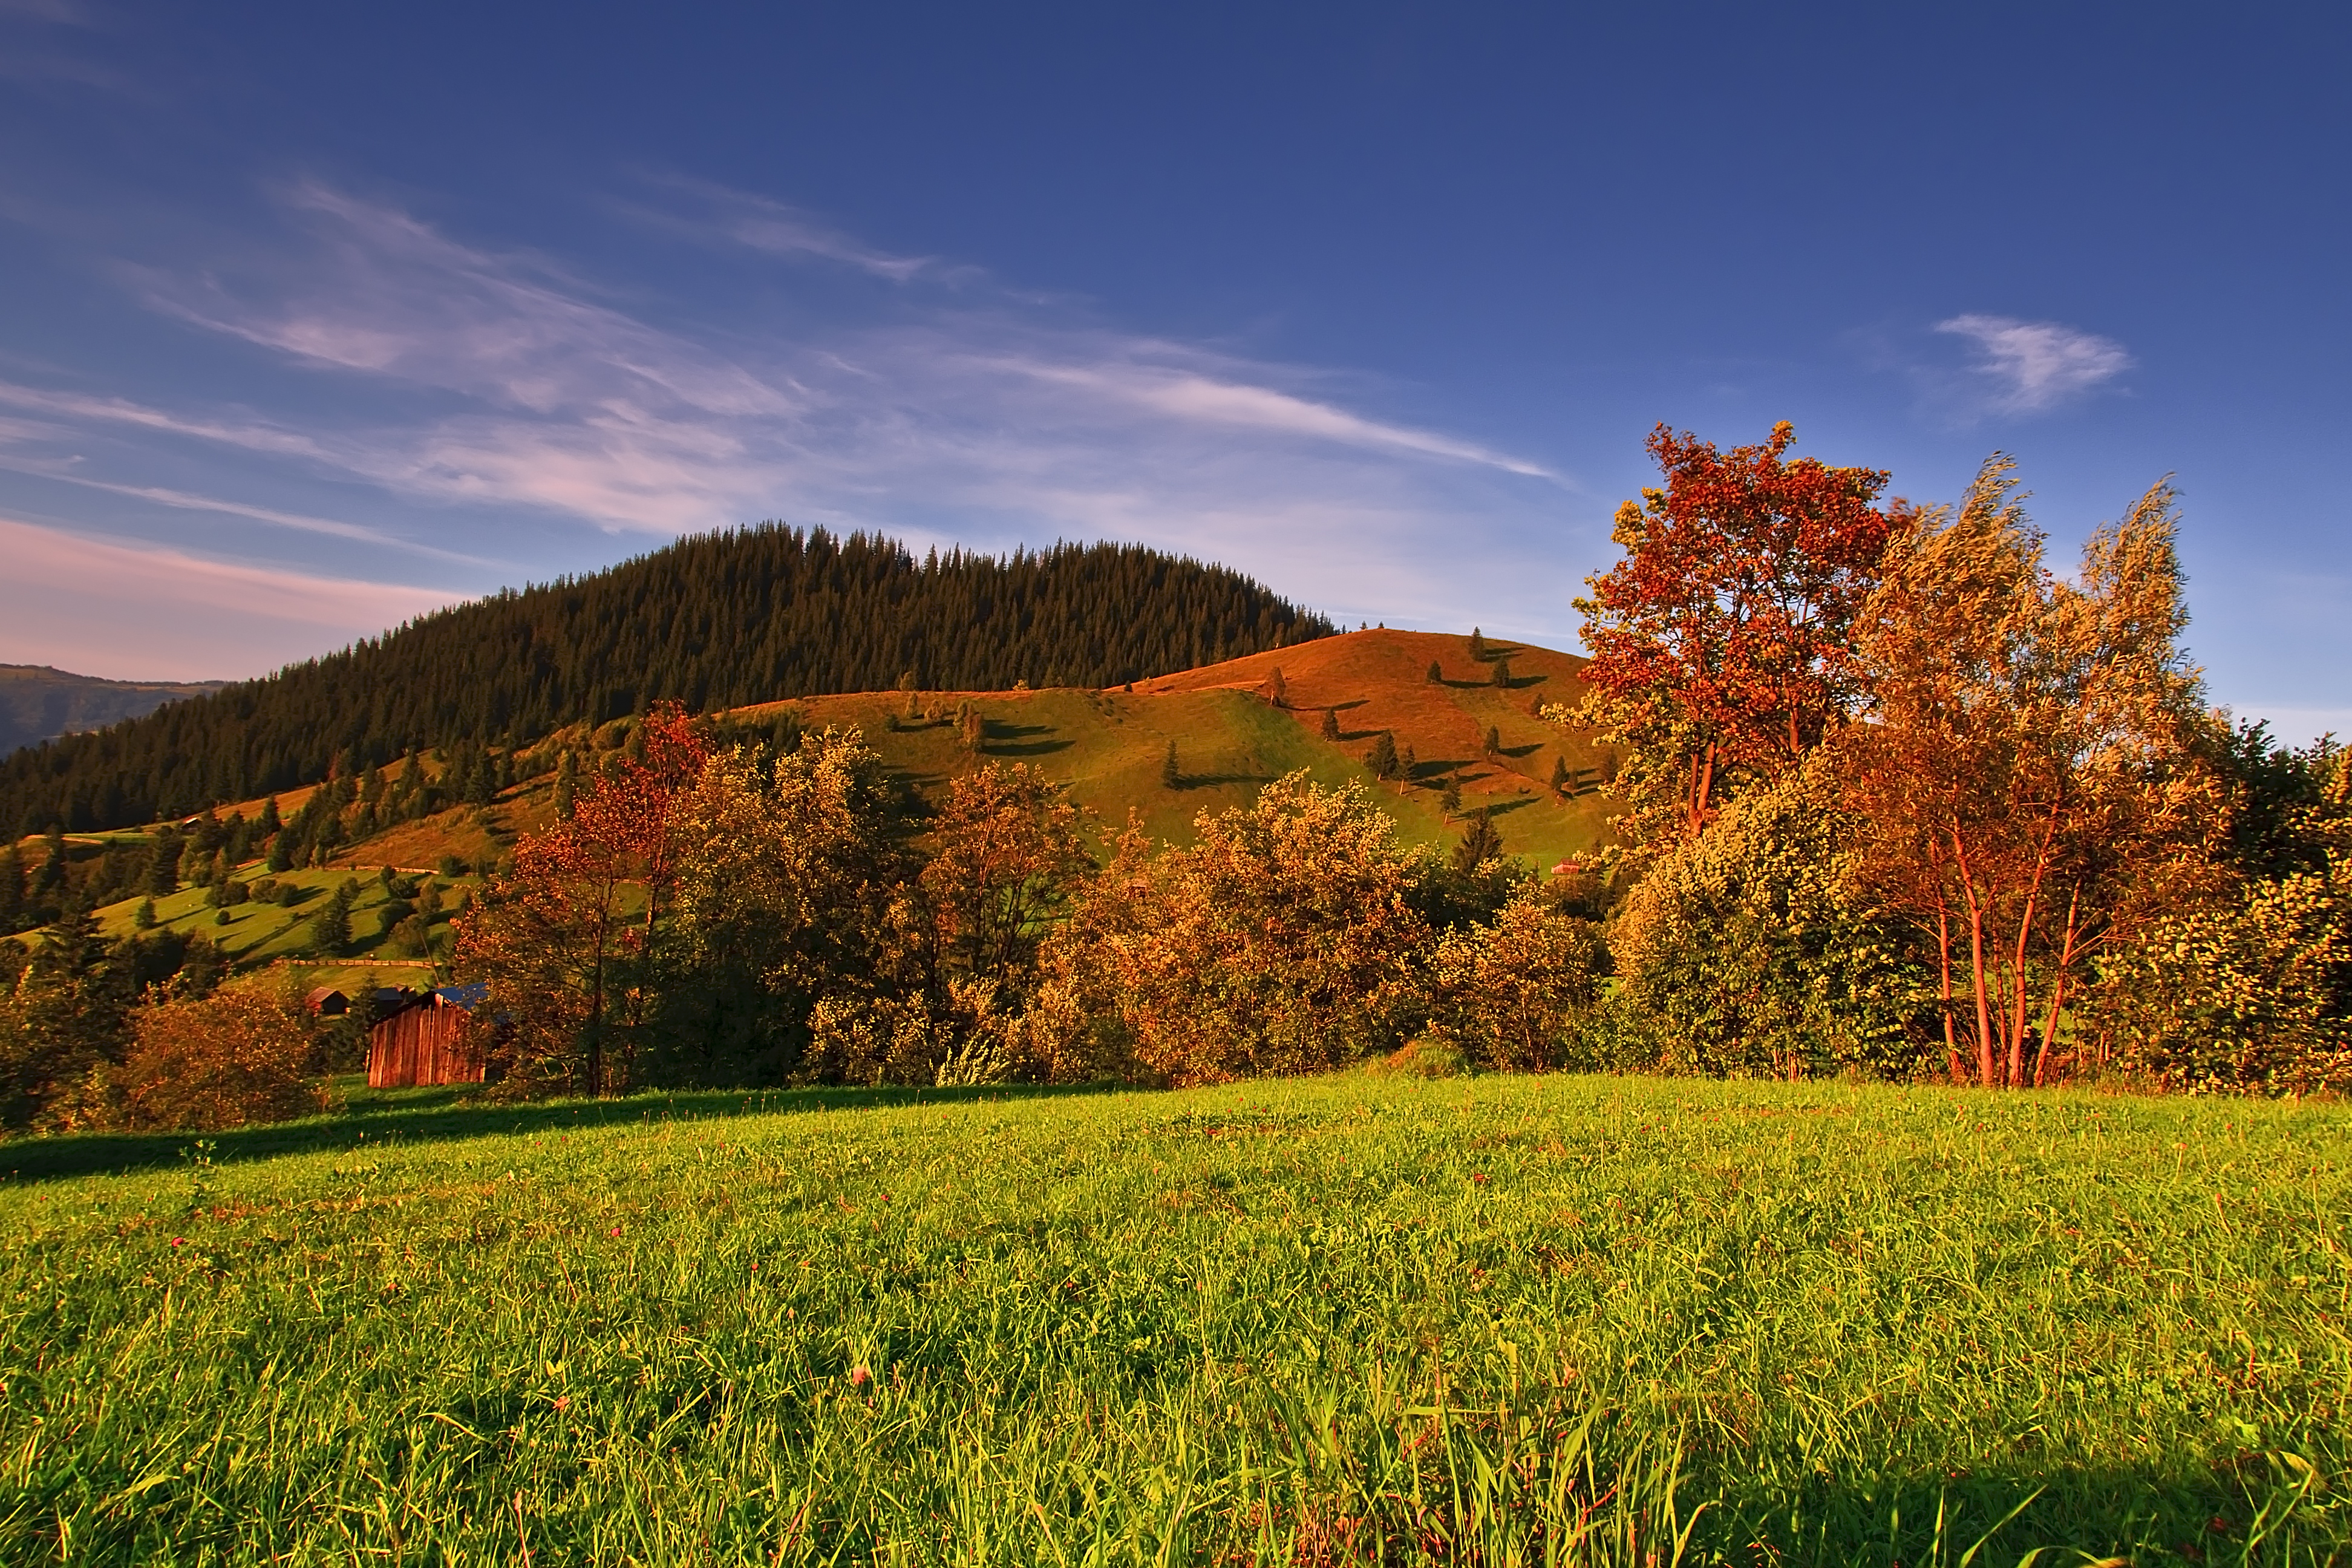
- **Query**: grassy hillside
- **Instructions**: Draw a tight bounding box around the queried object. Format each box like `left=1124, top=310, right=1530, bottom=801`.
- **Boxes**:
left=735, top=627, right=1622, bottom=869
left=22, top=628, right=1619, bottom=974
left=2, top=1073, right=2343, bottom=1562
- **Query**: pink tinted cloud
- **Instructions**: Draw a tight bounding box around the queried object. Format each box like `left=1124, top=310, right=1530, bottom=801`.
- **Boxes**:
left=0, top=516, right=463, bottom=681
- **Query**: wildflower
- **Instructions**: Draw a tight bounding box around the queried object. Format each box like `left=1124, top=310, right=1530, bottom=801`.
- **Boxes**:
left=554, top=1395, right=570, bottom=1413
left=849, top=1365, right=871, bottom=1387
left=170, top=1237, right=185, bottom=1247
left=610, top=1225, right=621, bottom=1236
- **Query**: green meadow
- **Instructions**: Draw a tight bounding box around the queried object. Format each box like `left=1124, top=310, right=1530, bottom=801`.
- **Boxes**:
left=1, top=1074, right=2346, bottom=1565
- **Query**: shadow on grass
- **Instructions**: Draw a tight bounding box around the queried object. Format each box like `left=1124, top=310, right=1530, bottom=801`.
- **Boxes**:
left=0, top=1079, right=1121, bottom=1184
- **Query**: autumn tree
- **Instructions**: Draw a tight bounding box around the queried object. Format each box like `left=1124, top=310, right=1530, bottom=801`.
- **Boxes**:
left=664, top=728, right=915, bottom=1085
left=920, top=762, right=1091, bottom=986
left=1429, top=884, right=1604, bottom=1071
left=1836, top=459, right=2218, bottom=1088
left=1575, top=422, right=1898, bottom=843
left=455, top=702, right=710, bottom=1096
left=1029, top=773, right=1431, bottom=1084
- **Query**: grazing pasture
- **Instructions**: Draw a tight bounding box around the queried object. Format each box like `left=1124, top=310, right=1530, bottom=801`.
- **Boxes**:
left=1, top=1074, right=2345, bottom=1564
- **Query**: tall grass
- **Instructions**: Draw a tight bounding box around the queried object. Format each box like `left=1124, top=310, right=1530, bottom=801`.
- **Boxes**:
left=1, top=1075, right=2345, bottom=1563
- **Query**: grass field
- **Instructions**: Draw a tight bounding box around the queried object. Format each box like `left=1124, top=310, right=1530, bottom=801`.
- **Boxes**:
left=2, top=1074, right=2346, bottom=1565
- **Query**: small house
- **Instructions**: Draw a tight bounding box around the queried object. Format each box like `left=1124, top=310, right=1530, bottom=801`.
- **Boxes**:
left=304, top=986, right=350, bottom=1017
left=367, top=982, right=491, bottom=1087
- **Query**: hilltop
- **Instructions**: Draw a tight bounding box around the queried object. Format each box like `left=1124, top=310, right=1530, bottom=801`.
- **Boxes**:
left=0, top=526, right=1332, bottom=836
left=0, top=665, right=226, bottom=757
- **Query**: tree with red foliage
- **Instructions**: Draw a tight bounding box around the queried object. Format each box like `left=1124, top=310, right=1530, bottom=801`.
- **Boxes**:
left=456, top=702, right=708, bottom=1096
left=1574, top=422, right=1898, bottom=843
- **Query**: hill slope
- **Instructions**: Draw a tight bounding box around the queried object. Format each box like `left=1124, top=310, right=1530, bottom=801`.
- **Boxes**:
left=0, top=666, right=225, bottom=758
left=43, top=629, right=1620, bottom=971
left=0, top=527, right=1333, bottom=835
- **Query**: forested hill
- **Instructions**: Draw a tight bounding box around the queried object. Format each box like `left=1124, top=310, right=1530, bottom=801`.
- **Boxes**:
left=2, top=526, right=1335, bottom=833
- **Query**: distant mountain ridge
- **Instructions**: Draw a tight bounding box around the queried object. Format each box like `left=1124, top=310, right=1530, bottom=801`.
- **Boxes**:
left=0, top=524, right=1334, bottom=834
left=0, top=665, right=226, bottom=759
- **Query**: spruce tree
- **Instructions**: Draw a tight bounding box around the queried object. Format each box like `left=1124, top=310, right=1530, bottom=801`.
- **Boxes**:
left=1549, top=754, right=1571, bottom=794
left=257, top=795, right=281, bottom=838
left=133, top=896, right=155, bottom=930
left=1440, top=777, right=1462, bottom=816
left=554, top=749, right=579, bottom=819
left=1161, top=739, right=1182, bottom=789
left=1368, top=732, right=1400, bottom=780
left=1452, top=809, right=1503, bottom=872
left=1427, top=660, right=1443, bottom=684
left=0, top=844, right=22, bottom=930
left=310, top=878, right=358, bottom=955
left=146, top=826, right=183, bottom=898
left=32, top=827, right=65, bottom=898
left=1484, top=725, right=1501, bottom=758
left=1321, top=707, right=1341, bottom=741
left=1468, top=627, right=1487, bottom=662
left=266, top=831, right=295, bottom=874
left=1266, top=667, right=1287, bottom=708
left=1490, top=655, right=1513, bottom=687
left=1400, top=743, right=1417, bottom=782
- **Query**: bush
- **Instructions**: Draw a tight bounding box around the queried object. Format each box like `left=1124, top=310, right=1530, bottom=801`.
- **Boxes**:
left=1428, top=884, right=1606, bottom=1072
left=116, top=988, right=326, bottom=1131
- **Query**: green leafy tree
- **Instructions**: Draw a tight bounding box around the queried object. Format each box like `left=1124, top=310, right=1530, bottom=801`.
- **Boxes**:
left=0, top=900, right=137, bottom=1129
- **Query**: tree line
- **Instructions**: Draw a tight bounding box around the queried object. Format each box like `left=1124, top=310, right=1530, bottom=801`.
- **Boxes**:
left=0, top=528, right=1333, bottom=835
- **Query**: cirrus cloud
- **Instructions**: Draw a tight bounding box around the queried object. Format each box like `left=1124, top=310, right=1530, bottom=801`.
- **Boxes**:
left=1933, top=313, right=2132, bottom=415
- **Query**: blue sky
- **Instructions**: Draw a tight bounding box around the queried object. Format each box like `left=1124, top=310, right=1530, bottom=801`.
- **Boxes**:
left=1, top=3, right=2345, bottom=737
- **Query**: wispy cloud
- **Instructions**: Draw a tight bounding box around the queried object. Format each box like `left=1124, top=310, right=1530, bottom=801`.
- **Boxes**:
left=1933, top=313, right=2132, bottom=414
left=624, top=172, right=950, bottom=284
left=10, top=181, right=1577, bottom=668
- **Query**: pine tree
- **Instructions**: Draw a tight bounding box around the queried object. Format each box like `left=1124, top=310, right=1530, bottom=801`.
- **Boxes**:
left=1266, top=667, right=1287, bottom=708
left=1161, top=739, right=1182, bottom=789
left=266, top=830, right=295, bottom=874
left=1484, top=725, right=1501, bottom=758
left=1491, top=655, right=1514, bottom=687
left=133, top=895, right=155, bottom=930
left=1451, top=809, right=1503, bottom=872
left=1440, top=777, right=1462, bottom=817
left=1427, top=660, right=1443, bottom=684
left=146, top=825, right=183, bottom=898
left=1321, top=707, right=1341, bottom=741
left=257, top=795, right=282, bottom=838
left=1400, top=743, right=1417, bottom=782
left=1368, top=732, right=1400, bottom=781
left=554, top=749, right=579, bottom=820
left=1549, top=754, right=1571, bottom=794
left=1468, top=627, right=1487, bottom=662
left=32, top=827, right=65, bottom=898
left=0, top=844, right=22, bottom=931
left=310, top=878, right=358, bottom=955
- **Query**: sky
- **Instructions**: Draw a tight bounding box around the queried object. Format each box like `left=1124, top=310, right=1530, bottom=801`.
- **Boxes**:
left=0, top=3, right=2345, bottom=739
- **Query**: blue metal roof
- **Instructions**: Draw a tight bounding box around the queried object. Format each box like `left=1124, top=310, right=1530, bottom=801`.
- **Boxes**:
left=434, top=982, right=491, bottom=1012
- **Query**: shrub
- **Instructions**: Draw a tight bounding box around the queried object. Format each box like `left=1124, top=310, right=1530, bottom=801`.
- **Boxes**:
left=1428, top=884, right=1605, bottom=1072
left=117, top=988, right=326, bottom=1131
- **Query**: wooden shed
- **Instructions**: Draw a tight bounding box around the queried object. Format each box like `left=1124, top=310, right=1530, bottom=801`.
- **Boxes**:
left=367, top=983, right=489, bottom=1087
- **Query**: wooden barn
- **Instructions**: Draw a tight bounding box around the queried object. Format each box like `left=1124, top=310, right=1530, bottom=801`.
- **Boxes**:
left=367, top=983, right=490, bottom=1087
